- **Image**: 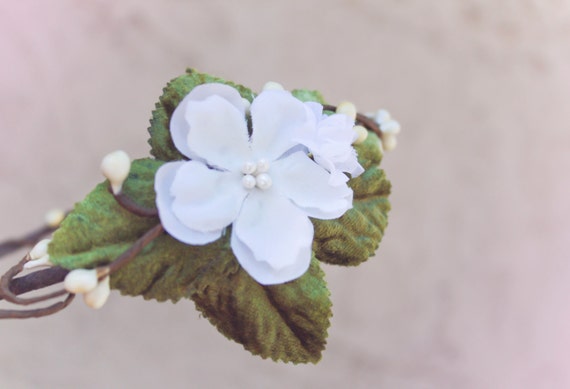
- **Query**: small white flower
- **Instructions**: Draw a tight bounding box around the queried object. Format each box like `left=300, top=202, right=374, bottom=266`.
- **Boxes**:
left=155, top=83, right=354, bottom=285
left=296, top=102, right=364, bottom=186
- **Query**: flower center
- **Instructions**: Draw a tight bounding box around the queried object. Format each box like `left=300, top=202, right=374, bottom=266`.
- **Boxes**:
left=241, top=159, right=272, bottom=190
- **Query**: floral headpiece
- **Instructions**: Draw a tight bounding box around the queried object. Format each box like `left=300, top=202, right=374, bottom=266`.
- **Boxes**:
left=0, top=70, right=398, bottom=364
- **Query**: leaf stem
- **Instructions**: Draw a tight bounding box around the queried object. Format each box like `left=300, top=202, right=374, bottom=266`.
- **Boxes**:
left=110, top=187, right=159, bottom=218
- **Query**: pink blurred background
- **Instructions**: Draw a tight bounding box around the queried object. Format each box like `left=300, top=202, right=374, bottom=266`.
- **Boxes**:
left=1, top=1, right=569, bottom=387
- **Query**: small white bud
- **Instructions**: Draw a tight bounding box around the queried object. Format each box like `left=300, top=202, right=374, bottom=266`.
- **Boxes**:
left=374, top=109, right=391, bottom=125
left=101, top=150, right=131, bottom=195
left=352, top=125, right=369, bottom=145
left=64, top=269, right=99, bottom=294
left=262, top=81, right=284, bottom=91
left=336, top=101, right=357, bottom=121
left=382, top=134, right=398, bottom=152
left=83, top=276, right=111, bottom=309
left=24, top=255, right=52, bottom=270
left=29, top=239, right=51, bottom=260
left=381, top=119, right=401, bottom=135
left=45, top=209, right=65, bottom=228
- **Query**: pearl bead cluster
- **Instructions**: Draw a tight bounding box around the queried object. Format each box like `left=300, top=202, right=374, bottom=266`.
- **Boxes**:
left=241, top=159, right=273, bottom=190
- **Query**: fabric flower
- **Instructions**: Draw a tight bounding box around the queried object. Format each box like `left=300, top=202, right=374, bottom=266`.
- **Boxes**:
left=155, top=83, right=354, bottom=285
left=296, top=102, right=364, bottom=186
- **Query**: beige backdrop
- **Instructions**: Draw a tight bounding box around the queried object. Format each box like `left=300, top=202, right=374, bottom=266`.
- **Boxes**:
left=1, top=1, right=569, bottom=388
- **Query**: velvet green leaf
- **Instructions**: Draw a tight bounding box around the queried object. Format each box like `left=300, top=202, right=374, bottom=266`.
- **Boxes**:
left=312, top=132, right=391, bottom=266
left=190, top=255, right=331, bottom=364
left=148, top=68, right=254, bottom=161
left=49, top=158, right=163, bottom=270
left=291, top=88, right=325, bottom=104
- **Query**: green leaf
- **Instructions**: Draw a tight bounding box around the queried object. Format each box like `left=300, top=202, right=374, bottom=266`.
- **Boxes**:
left=148, top=68, right=255, bottom=161
left=49, top=158, right=163, bottom=270
left=312, top=132, right=391, bottom=266
left=291, top=88, right=325, bottom=104
left=190, top=255, right=332, bottom=364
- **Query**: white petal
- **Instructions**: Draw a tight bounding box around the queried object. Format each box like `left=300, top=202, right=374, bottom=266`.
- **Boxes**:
left=170, top=83, right=248, bottom=161
left=171, top=161, right=247, bottom=232
left=305, top=101, right=324, bottom=120
left=250, top=90, right=316, bottom=161
left=155, top=162, right=223, bottom=245
left=271, top=151, right=353, bottom=219
left=186, top=95, right=251, bottom=171
left=232, top=191, right=313, bottom=285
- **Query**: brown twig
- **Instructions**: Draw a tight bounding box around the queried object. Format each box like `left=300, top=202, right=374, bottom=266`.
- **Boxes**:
left=108, top=223, right=164, bottom=273
left=0, top=256, right=69, bottom=305
left=111, top=187, right=159, bottom=218
left=322, top=104, right=384, bottom=140
left=0, top=225, right=56, bottom=259
left=0, top=294, right=75, bottom=319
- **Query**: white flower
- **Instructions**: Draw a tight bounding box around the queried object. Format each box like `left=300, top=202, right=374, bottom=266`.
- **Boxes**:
left=155, top=83, right=354, bottom=285
left=296, top=102, right=364, bottom=186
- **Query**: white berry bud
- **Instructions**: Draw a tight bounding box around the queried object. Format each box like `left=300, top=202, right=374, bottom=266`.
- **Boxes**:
left=352, top=125, right=368, bottom=144
left=29, top=239, right=51, bottom=260
left=382, top=134, right=398, bottom=152
left=101, top=150, right=131, bottom=195
left=262, top=81, right=284, bottom=91
left=83, top=276, right=111, bottom=309
left=45, top=209, right=65, bottom=228
left=336, top=101, right=357, bottom=121
left=374, top=109, right=391, bottom=125
left=64, top=269, right=99, bottom=294
left=381, top=119, right=401, bottom=135
left=24, top=255, right=52, bottom=270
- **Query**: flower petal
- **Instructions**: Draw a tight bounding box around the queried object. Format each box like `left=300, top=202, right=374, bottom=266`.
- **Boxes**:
left=155, top=162, right=223, bottom=244
left=232, top=191, right=313, bottom=285
left=250, top=90, right=316, bottom=161
left=186, top=95, right=251, bottom=171
left=171, top=161, right=247, bottom=232
left=271, top=151, right=353, bottom=219
left=170, top=83, right=248, bottom=161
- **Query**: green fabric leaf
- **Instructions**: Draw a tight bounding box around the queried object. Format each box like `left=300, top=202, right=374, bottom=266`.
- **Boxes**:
left=312, top=132, right=391, bottom=266
left=148, top=68, right=254, bottom=161
left=49, top=158, right=162, bottom=270
left=47, top=71, right=391, bottom=363
left=291, top=88, right=325, bottom=104
left=190, top=255, right=331, bottom=364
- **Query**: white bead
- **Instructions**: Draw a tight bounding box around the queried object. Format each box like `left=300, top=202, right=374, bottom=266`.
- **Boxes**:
left=29, top=239, right=51, bottom=260
left=83, top=276, right=111, bottom=309
left=45, top=209, right=65, bottom=228
left=241, top=161, right=257, bottom=175
left=382, top=134, right=398, bottom=152
left=101, top=150, right=131, bottom=195
left=256, top=173, right=272, bottom=190
left=24, top=255, right=52, bottom=270
left=242, top=174, right=256, bottom=189
left=262, top=81, right=284, bottom=91
left=352, top=125, right=368, bottom=145
left=64, top=269, right=99, bottom=294
left=374, top=109, right=391, bottom=124
left=336, top=101, right=357, bottom=121
left=381, top=119, right=401, bottom=135
left=256, top=158, right=270, bottom=173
